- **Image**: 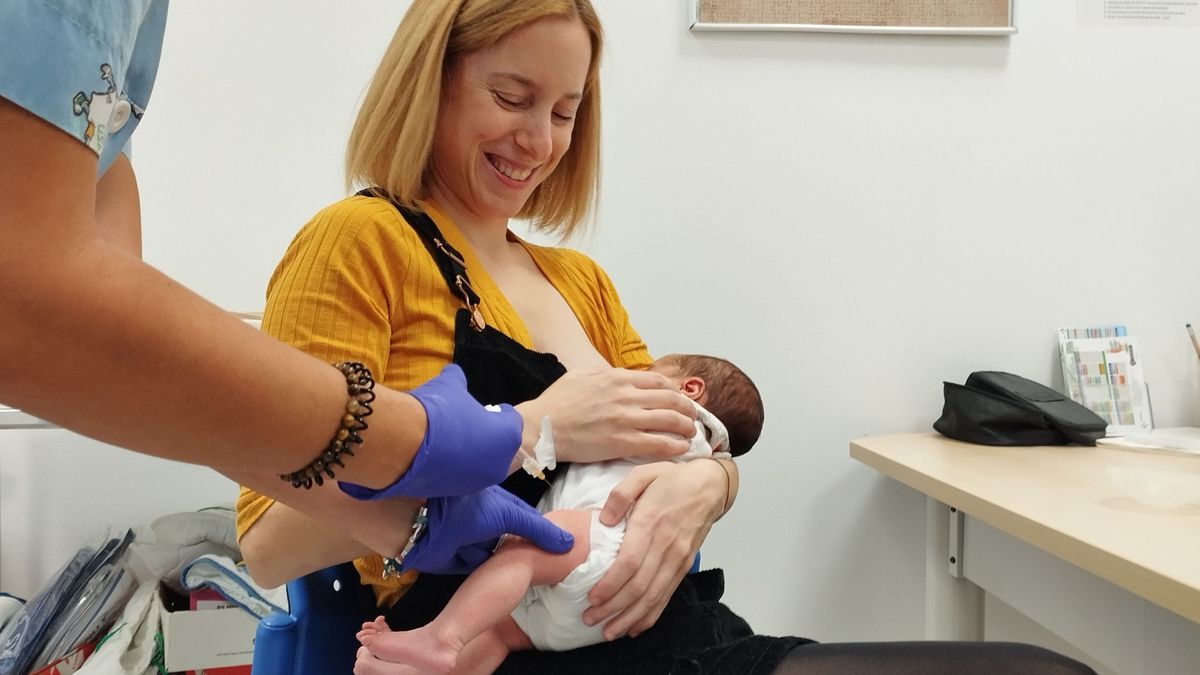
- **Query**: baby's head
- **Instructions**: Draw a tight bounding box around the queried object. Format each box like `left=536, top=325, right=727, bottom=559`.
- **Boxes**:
left=650, top=354, right=764, bottom=457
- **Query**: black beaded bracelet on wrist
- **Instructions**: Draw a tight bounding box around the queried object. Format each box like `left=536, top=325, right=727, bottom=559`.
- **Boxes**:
left=281, top=362, right=376, bottom=489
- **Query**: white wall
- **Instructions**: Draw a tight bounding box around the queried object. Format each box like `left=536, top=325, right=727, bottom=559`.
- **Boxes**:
left=4, top=0, right=1200, bottom=646
left=581, top=1, right=1200, bottom=642
left=0, top=431, right=236, bottom=596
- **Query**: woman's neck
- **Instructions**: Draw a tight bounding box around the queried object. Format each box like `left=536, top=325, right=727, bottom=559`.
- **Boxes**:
left=426, top=184, right=512, bottom=258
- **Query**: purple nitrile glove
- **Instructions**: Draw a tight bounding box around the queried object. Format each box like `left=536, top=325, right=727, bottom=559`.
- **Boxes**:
left=402, top=486, right=575, bottom=575
left=339, top=364, right=523, bottom=500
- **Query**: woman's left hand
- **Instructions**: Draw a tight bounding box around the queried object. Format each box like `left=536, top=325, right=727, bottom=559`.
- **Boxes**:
left=582, top=459, right=731, bottom=639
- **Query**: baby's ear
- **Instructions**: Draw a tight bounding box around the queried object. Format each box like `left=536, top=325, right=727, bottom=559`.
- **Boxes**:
left=679, top=376, right=705, bottom=403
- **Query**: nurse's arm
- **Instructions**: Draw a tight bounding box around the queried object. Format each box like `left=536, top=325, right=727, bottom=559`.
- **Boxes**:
left=0, top=99, right=424, bottom=486
left=95, top=153, right=142, bottom=256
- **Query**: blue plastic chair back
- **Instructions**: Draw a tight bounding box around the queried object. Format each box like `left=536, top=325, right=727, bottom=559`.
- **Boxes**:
left=251, top=562, right=366, bottom=675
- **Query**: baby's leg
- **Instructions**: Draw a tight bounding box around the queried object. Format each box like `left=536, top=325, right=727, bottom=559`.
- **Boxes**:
left=445, top=617, right=534, bottom=675
left=359, top=509, right=591, bottom=674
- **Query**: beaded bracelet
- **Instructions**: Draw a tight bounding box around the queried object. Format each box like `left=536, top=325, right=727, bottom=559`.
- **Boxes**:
left=281, top=362, right=376, bottom=489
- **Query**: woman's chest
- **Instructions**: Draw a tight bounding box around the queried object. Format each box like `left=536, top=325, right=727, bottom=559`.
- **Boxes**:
left=486, top=262, right=610, bottom=371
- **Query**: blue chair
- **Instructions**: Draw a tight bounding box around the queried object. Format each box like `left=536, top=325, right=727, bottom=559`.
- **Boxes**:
left=250, top=562, right=369, bottom=675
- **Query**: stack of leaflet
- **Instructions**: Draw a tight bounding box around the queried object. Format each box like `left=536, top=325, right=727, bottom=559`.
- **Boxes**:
left=1097, top=426, right=1200, bottom=455
left=0, top=530, right=136, bottom=675
left=1058, top=326, right=1153, bottom=436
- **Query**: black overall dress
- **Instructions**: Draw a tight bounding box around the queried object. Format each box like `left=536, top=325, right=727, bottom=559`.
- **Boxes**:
left=372, top=196, right=812, bottom=675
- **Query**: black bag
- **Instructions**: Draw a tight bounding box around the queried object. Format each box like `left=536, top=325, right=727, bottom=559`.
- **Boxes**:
left=933, top=371, right=1108, bottom=446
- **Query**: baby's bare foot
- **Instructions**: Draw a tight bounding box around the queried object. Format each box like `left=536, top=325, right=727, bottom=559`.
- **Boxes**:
left=360, top=624, right=463, bottom=675
left=353, top=644, right=424, bottom=675
left=357, top=615, right=392, bottom=642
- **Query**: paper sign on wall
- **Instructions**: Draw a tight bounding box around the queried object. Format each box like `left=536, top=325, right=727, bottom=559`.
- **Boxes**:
left=1079, top=0, right=1200, bottom=26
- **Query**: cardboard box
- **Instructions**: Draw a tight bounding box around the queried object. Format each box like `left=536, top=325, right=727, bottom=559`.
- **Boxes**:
left=193, top=666, right=251, bottom=675
left=160, top=586, right=257, bottom=674
left=30, top=641, right=96, bottom=675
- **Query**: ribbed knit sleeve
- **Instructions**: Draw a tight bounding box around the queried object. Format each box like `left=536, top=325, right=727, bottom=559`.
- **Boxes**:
left=591, top=261, right=653, bottom=370
left=236, top=197, right=417, bottom=543
left=260, top=197, right=413, bottom=376
left=236, top=196, right=466, bottom=606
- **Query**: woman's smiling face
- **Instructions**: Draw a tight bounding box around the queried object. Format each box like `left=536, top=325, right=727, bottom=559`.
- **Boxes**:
left=428, top=15, right=592, bottom=226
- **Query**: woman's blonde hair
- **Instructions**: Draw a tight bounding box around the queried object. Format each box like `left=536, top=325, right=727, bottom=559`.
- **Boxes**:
left=345, top=0, right=603, bottom=237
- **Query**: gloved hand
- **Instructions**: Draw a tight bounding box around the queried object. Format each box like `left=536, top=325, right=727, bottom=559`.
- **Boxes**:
left=402, top=486, right=574, bottom=575
left=339, top=364, right=523, bottom=499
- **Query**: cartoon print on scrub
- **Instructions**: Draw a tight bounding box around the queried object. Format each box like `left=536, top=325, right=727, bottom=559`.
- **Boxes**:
left=72, top=64, right=143, bottom=154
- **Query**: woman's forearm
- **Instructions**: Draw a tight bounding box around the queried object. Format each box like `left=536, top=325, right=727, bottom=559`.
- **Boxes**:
left=512, top=368, right=698, bottom=464
left=239, top=506, right=373, bottom=589
left=684, top=457, right=737, bottom=523
left=231, top=470, right=421, bottom=588
left=715, top=458, right=739, bottom=519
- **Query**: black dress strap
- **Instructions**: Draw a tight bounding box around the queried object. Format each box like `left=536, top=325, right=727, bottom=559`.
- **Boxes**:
left=356, top=188, right=485, bottom=331
left=354, top=186, right=567, bottom=483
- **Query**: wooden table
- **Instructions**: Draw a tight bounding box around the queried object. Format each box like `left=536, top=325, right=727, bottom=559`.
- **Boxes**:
left=851, top=432, right=1200, bottom=675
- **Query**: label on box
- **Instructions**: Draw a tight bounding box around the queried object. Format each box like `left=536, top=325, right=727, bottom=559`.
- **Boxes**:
left=194, top=599, right=238, bottom=611
left=194, top=666, right=252, bottom=675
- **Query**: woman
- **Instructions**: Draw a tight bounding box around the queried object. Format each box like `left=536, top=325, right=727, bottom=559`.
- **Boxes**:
left=240, top=2, right=1096, bottom=674
left=238, top=0, right=726, bottom=645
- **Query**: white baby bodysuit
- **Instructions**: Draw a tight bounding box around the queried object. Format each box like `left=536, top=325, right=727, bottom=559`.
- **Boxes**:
left=510, top=402, right=731, bottom=651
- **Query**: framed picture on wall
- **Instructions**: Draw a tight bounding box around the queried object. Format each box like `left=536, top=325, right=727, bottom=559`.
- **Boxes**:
left=690, top=0, right=1016, bottom=36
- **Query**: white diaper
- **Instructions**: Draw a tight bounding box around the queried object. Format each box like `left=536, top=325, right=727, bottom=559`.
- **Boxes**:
left=510, top=511, right=625, bottom=651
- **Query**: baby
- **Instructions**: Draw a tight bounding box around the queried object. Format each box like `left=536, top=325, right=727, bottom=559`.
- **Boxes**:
left=355, top=353, right=764, bottom=675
